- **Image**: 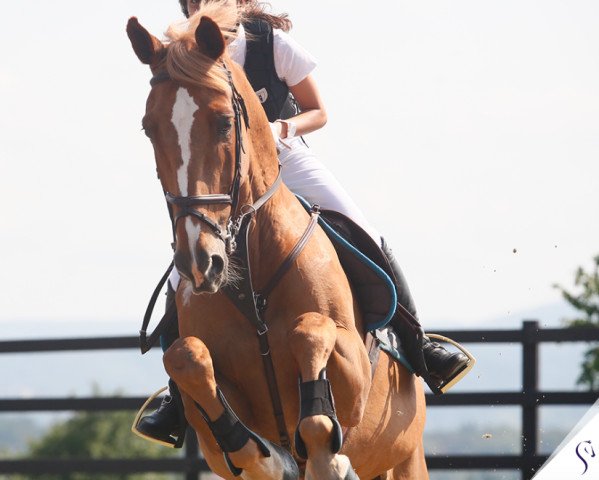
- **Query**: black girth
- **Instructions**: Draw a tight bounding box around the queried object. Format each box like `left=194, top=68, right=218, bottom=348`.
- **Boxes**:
left=139, top=62, right=320, bottom=452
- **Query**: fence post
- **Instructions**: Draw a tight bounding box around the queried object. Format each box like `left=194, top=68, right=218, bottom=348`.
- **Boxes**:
left=521, top=320, right=539, bottom=480
left=185, top=426, right=200, bottom=480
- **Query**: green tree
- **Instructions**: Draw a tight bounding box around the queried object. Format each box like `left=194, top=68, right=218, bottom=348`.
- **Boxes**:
left=554, top=254, right=599, bottom=390
left=19, top=409, right=179, bottom=480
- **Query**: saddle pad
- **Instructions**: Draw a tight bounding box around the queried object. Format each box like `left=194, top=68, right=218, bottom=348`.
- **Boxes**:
left=296, top=196, right=396, bottom=332
left=374, top=328, right=415, bottom=374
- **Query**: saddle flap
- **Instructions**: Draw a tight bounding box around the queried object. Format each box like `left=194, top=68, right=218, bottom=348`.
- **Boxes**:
left=296, top=196, right=397, bottom=332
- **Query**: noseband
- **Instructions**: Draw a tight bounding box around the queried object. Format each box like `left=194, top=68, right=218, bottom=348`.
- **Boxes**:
left=152, top=63, right=282, bottom=255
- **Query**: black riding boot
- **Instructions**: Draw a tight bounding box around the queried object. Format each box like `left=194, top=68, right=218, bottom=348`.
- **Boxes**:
left=137, top=379, right=185, bottom=446
left=381, top=238, right=470, bottom=393
left=137, top=286, right=187, bottom=447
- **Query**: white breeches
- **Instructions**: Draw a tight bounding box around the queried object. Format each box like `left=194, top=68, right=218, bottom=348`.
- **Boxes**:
left=278, top=137, right=381, bottom=242
left=168, top=137, right=381, bottom=290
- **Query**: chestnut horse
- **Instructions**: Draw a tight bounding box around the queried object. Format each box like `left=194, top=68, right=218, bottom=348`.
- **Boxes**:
left=127, top=3, right=427, bottom=479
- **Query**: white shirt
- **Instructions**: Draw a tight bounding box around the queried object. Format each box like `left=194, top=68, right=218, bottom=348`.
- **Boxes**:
left=228, top=24, right=317, bottom=87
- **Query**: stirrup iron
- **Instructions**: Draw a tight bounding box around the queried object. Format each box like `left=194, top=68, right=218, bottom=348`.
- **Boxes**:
left=427, top=334, right=476, bottom=393
left=131, top=386, right=185, bottom=448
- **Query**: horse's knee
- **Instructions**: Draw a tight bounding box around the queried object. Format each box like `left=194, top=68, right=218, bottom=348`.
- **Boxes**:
left=288, top=313, right=337, bottom=374
left=163, top=336, right=213, bottom=386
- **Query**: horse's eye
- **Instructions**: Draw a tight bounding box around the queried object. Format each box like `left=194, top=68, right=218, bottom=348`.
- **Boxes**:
left=217, top=116, right=233, bottom=139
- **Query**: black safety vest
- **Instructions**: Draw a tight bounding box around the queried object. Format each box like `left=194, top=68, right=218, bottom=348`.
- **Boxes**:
left=242, top=19, right=298, bottom=122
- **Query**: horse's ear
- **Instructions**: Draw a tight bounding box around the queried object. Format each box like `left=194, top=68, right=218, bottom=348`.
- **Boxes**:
left=195, top=17, right=225, bottom=60
left=127, top=17, right=164, bottom=65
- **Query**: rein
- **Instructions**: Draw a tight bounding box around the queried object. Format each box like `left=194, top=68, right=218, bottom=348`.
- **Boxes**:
left=139, top=62, right=321, bottom=452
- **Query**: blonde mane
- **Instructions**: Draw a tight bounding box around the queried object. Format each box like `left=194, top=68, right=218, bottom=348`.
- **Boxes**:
left=164, top=0, right=240, bottom=94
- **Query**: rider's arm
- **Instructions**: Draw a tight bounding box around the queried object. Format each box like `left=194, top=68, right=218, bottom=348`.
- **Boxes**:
left=270, top=29, right=327, bottom=139
left=274, top=74, right=327, bottom=139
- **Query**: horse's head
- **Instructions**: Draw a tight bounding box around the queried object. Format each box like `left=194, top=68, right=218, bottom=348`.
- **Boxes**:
left=127, top=4, right=248, bottom=294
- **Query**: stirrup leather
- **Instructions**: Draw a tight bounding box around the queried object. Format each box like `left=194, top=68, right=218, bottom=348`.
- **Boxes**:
left=131, top=386, right=185, bottom=448
left=427, top=334, right=476, bottom=393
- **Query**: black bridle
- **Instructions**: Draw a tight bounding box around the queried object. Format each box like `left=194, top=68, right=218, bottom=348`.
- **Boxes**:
left=153, top=62, right=282, bottom=255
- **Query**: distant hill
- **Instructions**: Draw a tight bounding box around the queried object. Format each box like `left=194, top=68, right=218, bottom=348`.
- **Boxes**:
left=0, top=417, right=42, bottom=455
left=430, top=300, right=578, bottom=330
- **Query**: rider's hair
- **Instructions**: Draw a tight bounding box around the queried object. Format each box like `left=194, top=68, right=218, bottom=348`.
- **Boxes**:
left=178, top=1, right=292, bottom=32
left=241, top=1, right=292, bottom=32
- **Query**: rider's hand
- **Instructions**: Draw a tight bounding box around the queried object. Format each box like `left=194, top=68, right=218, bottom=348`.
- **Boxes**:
left=269, top=121, right=282, bottom=142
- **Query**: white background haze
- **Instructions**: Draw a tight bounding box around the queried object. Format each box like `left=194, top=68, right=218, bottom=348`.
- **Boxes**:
left=1, top=0, right=598, bottom=330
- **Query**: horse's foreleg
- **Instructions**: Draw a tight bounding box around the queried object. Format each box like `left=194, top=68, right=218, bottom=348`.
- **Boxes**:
left=389, top=442, right=428, bottom=480
left=288, top=313, right=368, bottom=480
left=164, top=336, right=299, bottom=480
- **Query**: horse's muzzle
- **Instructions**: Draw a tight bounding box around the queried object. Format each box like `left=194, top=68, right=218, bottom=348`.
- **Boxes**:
left=174, top=247, right=227, bottom=294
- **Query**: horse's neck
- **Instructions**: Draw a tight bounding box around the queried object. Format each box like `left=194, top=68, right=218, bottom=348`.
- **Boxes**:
left=250, top=190, right=307, bottom=292
left=232, top=65, right=282, bottom=211
left=231, top=68, right=309, bottom=286
left=241, top=136, right=306, bottom=290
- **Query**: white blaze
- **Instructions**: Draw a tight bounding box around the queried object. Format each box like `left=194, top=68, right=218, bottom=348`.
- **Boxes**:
left=171, top=88, right=202, bottom=258
left=186, top=217, right=202, bottom=276
left=171, top=88, right=199, bottom=196
left=182, top=281, right=193, bottom=306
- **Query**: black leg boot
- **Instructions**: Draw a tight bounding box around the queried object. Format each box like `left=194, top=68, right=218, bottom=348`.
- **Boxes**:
left=381, top=238, right=470, bottom=393
left=136, top=286, right=187, bottom=447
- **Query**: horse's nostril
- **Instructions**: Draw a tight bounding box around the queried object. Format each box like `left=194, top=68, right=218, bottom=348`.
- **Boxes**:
left=211, top=255, right=225, bottom=276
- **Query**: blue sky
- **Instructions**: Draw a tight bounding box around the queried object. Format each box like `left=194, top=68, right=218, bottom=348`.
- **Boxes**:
left=1, top=0, right=598, bottom=329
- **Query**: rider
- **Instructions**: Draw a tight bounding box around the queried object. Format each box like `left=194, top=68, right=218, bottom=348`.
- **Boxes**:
left=136, top=0, right=470, bottom=447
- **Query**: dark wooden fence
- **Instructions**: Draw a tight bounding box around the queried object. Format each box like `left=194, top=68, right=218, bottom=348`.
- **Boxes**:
left=1, top=320, right=598, bottom=479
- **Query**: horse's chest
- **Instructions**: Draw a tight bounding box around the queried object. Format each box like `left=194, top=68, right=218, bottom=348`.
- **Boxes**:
left=199, top=320, right=293, bottom=392
left=180, top=296, right=297, bottom=399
